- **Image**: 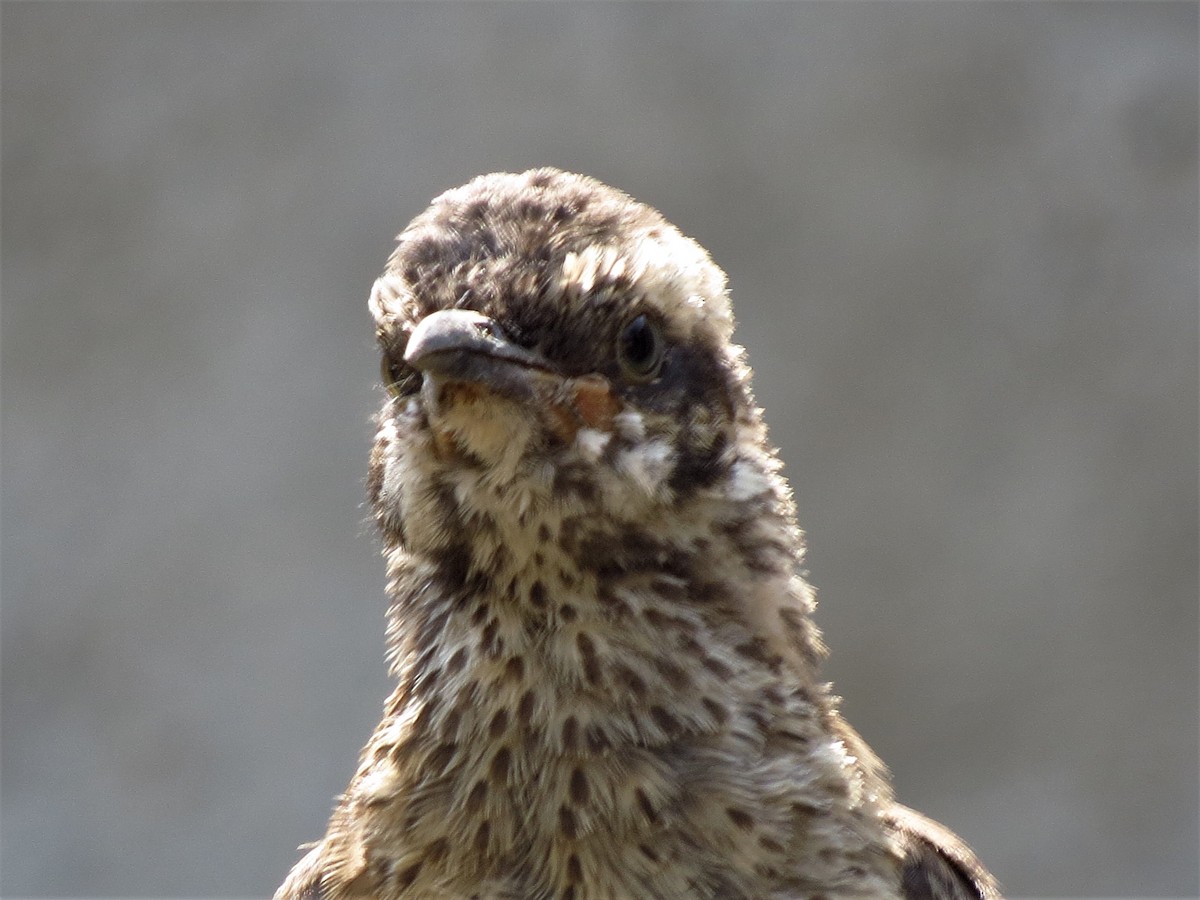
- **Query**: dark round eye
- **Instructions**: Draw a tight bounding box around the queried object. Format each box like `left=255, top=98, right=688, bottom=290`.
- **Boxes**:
left=617, top=314, right=665, bottom=381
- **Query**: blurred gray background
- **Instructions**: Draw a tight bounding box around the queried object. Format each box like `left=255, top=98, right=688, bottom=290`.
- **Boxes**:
left=2, top=3, right=1196, bottom=897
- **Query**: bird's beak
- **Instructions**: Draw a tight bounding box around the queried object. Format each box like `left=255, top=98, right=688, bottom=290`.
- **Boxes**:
left=405, top=308, right=554, bottom=404
left=404, top=308, right=619, bottom=437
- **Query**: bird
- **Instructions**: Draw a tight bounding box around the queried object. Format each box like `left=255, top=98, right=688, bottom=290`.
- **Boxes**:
left=275, top=168, right=1001, bottom=900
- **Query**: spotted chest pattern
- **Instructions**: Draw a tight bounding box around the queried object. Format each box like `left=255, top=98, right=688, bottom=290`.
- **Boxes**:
left=304, top=403, right=899, bottom=900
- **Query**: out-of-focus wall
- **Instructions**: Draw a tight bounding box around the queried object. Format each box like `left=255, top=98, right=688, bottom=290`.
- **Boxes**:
left=3, top=4, right=1196, bottom=896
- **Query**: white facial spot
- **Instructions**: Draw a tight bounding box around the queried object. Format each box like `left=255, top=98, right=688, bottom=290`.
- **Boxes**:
left=575, top=427, right=612, bottom=462
left=613, top=409, right=646, bottom=443
left=616, top=438, right=674, bottom=497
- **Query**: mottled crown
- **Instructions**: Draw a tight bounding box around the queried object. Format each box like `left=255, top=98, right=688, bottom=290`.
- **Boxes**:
left=369, top=168, right=735, bottom=367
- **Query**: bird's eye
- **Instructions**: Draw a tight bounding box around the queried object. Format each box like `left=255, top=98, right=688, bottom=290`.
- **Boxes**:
left=380, top=355, right=418, bottom=397
left=616, top=314, right=665, bottom=381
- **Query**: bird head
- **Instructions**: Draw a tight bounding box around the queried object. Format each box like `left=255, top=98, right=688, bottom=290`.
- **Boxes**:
left=367, top=169, right=820, bottom=677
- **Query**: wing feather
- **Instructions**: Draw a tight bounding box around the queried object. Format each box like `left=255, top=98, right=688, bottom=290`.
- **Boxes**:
left=887, top=804, right=1002, bottom=900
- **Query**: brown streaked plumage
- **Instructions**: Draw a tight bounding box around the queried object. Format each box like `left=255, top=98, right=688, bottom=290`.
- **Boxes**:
left=276, top=168, right=1000, bottom=900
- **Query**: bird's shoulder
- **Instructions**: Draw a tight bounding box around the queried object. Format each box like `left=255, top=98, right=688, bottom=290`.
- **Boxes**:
left=886, top=804, right=1001, bottom=900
